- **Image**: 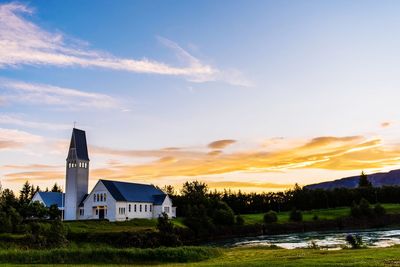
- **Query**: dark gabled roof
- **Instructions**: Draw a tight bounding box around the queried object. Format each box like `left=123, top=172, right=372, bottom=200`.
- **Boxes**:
left=153, top=194, right=167, bottom=205
left=100, top=180, right=167, bottom=204
left=68, top=128, right=89, bottom=161
left=79, top=194, right=89, bottom=207
left=37, top=192, right=64, bottom=208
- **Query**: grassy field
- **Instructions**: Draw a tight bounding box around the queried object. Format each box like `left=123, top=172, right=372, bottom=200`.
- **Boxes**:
left=241, top=203, right=400, bottom=224
left=2, top=246, right=400, bottom=266
left=62, top=203, right=400, bottom=233
left=65, top=218, right=186, bottom=233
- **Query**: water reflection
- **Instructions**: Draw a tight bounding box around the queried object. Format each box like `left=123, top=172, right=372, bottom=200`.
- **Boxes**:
left=221, top=229, right=400, bottom=250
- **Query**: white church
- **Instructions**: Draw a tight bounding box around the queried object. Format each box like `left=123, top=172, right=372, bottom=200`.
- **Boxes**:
left=32, top=128, right=176, bottom=221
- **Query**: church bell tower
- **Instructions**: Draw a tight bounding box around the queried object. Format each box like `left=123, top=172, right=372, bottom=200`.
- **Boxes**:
left=64, top=128, right=89, bottom=220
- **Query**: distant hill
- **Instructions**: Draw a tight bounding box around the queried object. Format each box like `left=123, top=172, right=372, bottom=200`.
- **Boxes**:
left=305, top=169, right=400, bottom=190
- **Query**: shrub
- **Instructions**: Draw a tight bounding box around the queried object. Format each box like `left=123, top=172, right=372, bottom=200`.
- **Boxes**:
left=359, top=198, right=373, bottom=216
left=213, top=209, right=235, bottom=225
left=157, top=212, right=174, bottom=233
left=346, top=234, right=363, bottom=249
left=374, top=203, right=386, bottom=216
left=350, top=201, right=362, bottom=218
left=264, top=211, right=278, bottom=224
left=157, top=213, right=181, bottom=247
left=235, top=215, right=244, bottom=226
left=289, top=209, right=302, bottom=222
left=312, top=214, right=319, bottom=221
left=47, top=220, right=68, bottom=247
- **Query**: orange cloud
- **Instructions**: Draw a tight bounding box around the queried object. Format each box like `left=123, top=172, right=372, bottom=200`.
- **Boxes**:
left=208, top=139, right=236, bottom=149
left=381, top=122, right=392, bottom=128
left=4, top=135, right=400, bottom=193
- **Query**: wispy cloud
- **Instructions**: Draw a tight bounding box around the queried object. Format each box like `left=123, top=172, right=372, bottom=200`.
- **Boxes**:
left=0, top=78, right=119, bottom=109
left=4, top=134, right=400, bottom=191
left=0, top=127, right=43, bottom=150
left=0, top=3, right=249, bottom=86
left=208, top=139, right=236, bottom=149
left=0, top=114, right=70, bottom=130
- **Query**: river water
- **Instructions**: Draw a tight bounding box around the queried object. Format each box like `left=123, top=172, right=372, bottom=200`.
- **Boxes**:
left=216, top=228, right=400, bottom=250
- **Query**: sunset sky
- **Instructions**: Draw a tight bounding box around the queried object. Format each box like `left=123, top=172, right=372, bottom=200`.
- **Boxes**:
left=2, top=1, right=400, bottom=193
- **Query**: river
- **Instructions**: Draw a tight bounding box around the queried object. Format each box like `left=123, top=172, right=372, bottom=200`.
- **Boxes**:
left=215, top=228, right=400, bottom=250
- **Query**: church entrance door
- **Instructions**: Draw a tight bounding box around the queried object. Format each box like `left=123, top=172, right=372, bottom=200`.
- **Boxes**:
left=99, top=209, right=105, bottom=219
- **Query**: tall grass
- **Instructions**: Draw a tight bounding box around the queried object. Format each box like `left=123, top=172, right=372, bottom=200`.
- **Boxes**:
left=0, top=246, right=220, bottom=264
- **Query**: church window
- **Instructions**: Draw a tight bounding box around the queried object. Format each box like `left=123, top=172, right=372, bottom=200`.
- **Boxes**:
left=96, top=194, right=99, bottom=202
left=164, top=207, right=170, bottom=213
left=100, top=194, right=103, bottom=202
left=79, top=209, right=84, bottom=216
left=150, top=205, right=152, bottom=212
left=134, top=204, right=137, bottom=212
left=119, top=208, right=125, bottom=214
left=128, top=204, right=131, bottom=212
left=93, top=194, right=96, bottom=202
left=104, top=194, right=106, bottom=201
left=145, top=205, right=147, bottom=212
left=140, top=204, right=142, bottom=212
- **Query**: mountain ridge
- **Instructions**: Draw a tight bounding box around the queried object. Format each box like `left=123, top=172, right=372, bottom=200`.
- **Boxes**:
left=305, top=169, right=400, bottom=190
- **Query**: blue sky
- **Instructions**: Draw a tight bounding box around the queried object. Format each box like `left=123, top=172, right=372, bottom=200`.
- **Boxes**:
left=1, top=1, right=400, bottom=192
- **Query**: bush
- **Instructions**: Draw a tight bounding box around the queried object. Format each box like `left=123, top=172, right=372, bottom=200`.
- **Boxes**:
left=350, top=201, right=362, bottom=218
left=289, top=209, right=302, bottom=222
left=346, top=234, right=363, bottom=249
left=27, top=220, right=68, bottom=248
left=312, top=214, right=319, bottom=221
left=359, top=198, right=373, bottom=216
left=235, top=215, right=244, bottom=226
left=264, top=211, right=278, bottom=224
left=213, top=209, right=235, bottom=225
left=374, top=203, right=386, bottom=216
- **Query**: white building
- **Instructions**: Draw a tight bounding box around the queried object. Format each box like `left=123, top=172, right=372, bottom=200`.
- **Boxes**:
left=32, top=128, right=176, bottom=221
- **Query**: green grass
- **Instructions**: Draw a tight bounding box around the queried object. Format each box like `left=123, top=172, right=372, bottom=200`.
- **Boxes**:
left=241, top=203, right=400, bottom=224
left=2, top=246, right=400, bottom=266
left=65, top=218, right=186, bottom=233
left=65, top=218, right=158, bottom=233
left=0, top=246, right=220, bottom=264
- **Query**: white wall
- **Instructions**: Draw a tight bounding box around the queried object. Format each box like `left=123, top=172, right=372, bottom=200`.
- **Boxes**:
left=153, top=195, right=175, bottom=218
left=115, top=201, right=153, bottom=221
left=31, top=193, right=43, bottom=205
left=81, top=181, right=116, bottom=221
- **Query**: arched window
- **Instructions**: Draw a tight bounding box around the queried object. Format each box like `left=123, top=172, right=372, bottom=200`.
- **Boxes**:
left=96, top=194, right=99, bottom=202
left=100, top=194, right=103, bottom=202
left=128, top=204, right=131, bottom=212
left=104, top=194, right=106, bottom=201
left=134, top=204, right=137, bottom=212
left=93, top=194, right=96, bottom=202
left=150, top=205, right=152, bottom=212
left=145, top=205, right=147, bottom=212
left=139, top=204, right=142, bottom=212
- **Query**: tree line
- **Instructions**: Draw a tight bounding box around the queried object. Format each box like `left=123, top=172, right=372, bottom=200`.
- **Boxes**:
left=170, top=173, right=400, bottom=216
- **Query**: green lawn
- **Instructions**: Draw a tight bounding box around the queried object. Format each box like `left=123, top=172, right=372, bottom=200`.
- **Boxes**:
left=3, top=246, right=400, bottom=266
left=169, top=246, right=400, bottom=267
left=63, top=203, right=400, bottom=233
left=65, top=218, right=186, bottom=233
left=241, top=203, right=400, bottom=224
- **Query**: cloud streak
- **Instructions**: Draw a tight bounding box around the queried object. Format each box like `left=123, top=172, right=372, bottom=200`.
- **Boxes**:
left=0, top=3, right=249, bottom=86
left=0, top=128, right=43, bottom=150
left=0, top=79, right=119, bottom=109
left=0, top=114, right=71, bottom=130
left=4, top=135, right=400, bottom=191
